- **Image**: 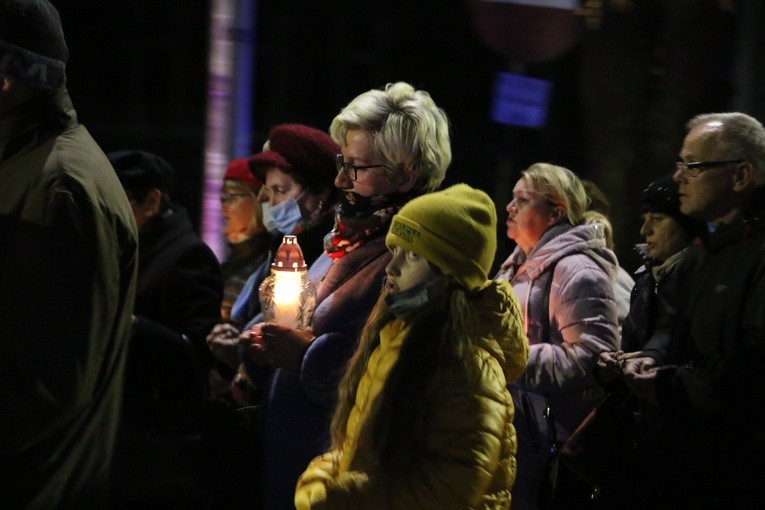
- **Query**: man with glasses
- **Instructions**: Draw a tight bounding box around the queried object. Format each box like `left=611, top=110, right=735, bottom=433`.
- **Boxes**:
left=623, top=112, right=765, bottom=507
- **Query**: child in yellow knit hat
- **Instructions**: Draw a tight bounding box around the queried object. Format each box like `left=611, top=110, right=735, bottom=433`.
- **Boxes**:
left=295, top=183, right=529, bottom=509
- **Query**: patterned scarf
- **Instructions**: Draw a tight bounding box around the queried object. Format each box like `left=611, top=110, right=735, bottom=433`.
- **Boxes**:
left=324, top=190, right=413, bottom=259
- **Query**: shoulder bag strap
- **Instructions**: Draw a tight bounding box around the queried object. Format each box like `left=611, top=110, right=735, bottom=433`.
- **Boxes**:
left=541, top=260, right=559, bottom=448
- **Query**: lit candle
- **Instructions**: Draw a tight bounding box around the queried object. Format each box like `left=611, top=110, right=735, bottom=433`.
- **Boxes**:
left=259, top=235, right=316, bottom=329
left=272, top=270, right=302, bottom=327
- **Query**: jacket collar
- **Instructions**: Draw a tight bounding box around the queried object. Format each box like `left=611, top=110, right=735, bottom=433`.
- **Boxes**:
left=503, top=222, right=616, bottom=281
left=0, top=86, right=74, bottom=164
left=705, top=185, right=765, bottom=253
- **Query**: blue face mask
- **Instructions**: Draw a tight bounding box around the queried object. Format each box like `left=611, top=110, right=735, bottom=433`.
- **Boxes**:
left=262, top=194, right=303, bottom=235
left=261, top=202, right=276, bottom=233
left=384, top=275, right=448, bottom=322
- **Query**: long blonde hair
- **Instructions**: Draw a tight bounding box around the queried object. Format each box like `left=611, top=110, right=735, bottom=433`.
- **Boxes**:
left=330, top=280, right=480, bottom=469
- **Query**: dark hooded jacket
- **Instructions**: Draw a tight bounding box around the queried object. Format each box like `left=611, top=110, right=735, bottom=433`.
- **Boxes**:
left=0, top=87, right=138, bottom=509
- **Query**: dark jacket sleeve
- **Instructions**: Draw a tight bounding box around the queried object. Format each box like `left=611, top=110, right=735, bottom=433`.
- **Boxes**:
left=153, top=244, right=223, bottom=367
left=654, top=239, right=765, bottom=417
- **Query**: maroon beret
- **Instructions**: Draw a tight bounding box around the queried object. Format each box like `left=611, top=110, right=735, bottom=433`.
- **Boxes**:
left=248, top=123, right=339, bottom=191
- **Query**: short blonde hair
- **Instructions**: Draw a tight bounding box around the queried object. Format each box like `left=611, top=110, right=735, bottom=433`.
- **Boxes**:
left=330, top=82, right=451, bottom=193
left=521, top=163, right=589, bottom=226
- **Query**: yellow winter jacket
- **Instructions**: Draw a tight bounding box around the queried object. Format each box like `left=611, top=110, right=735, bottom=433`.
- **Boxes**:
left=295, top=280, right=529, bottom=510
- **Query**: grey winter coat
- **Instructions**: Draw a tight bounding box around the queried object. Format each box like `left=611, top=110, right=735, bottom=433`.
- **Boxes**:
left=495, top=223, right=619, bottom=509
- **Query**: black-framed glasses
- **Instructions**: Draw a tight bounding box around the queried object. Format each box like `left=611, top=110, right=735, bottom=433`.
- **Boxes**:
left=220, top=192, right=251, bottom=205
left=675, top=159, right=744, bottom=178
left=335, top=154, right=385, bottom=181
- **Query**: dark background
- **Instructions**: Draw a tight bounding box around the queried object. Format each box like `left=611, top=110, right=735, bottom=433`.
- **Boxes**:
left=53, top=0, right=765, bottom=272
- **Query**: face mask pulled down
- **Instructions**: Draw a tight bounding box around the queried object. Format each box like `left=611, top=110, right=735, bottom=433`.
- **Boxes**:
left=384, top=275, right=448, bottom=322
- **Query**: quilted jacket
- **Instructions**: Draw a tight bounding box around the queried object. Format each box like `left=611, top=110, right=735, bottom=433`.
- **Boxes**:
left=295, top=280, right=529, bottom=510
left=494, top=222, right=619, bottom=509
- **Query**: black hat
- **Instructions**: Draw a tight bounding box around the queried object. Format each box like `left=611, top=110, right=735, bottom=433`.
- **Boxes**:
left=641, top=173, right=705, bottom=238
left=108, top=150, right=175, bottom=195
left=0, top=0, right=68, bottom=90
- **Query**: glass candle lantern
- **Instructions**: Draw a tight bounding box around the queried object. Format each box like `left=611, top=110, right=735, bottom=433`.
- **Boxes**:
left=258, top=235, right=316, bottom=329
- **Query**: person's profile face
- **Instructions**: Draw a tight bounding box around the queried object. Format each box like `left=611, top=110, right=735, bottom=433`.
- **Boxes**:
left=675, top=124, right=739, bottom=224
left=639, top=212, right=688, bottom=262
left=384, top=245, right=439, bottom=296
left=220, top=181, right=262, bottom=242
left=264, top=167, right=302, bottom=207
left=335, top=129, right=413, bottom=197
left=505, top=178, right=558, bottom=254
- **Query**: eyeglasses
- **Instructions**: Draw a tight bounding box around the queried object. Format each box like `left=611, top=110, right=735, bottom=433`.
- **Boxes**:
left=220, top=193, right=251, bottom=205
left=675, top=159, right=743, bottom=178
left=335, top=154, right=385, bottom=181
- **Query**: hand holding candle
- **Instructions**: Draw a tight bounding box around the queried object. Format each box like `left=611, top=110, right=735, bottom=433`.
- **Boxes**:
left=251, top=235, right=317, bottom=370
left=245, top=322, right=315, bottom=371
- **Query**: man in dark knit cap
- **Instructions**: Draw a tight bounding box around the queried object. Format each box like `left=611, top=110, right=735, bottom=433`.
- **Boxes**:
left=0, top=1, right=139, bottom=508
left=107, top=149, right=225, bottom=508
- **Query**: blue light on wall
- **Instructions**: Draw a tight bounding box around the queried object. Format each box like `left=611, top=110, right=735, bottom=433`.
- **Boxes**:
left=490, top=71, right=552, bottom=128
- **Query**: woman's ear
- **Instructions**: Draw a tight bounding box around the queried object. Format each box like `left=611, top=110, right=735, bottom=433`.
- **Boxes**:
left=305, top=186, right=333, bottom=221
left=395, top=168, right=418, bottom=194
left=549, top=206, right=565, bottom=225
